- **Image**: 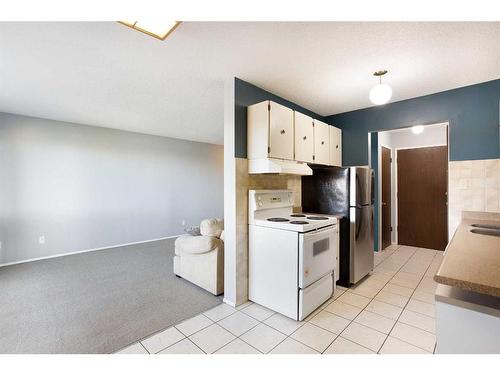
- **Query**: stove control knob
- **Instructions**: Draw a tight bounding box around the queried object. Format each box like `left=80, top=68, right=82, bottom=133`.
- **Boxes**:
left=258, top=202, right=263, bottom=207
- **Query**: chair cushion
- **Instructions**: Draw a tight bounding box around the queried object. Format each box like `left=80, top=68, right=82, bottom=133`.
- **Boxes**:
left=200, top=218, right=224, bottom=238
left=175, top=234, right=222, bottom=255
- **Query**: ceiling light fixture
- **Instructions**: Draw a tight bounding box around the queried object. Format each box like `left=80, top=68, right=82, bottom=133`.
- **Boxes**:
left=411, top=125, right=425, bottom=134
left=369, top=70, right=392, bottom=105
left=119, top=20, right=181, bottom=40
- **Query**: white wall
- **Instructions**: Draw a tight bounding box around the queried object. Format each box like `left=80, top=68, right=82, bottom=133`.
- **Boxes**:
left=223, top=77, right=237, bottom=306
left=378, top=123, right=448, bottom=246
left=385, top=124, right=448, bottom=150
left=0, top=113, right=224, bottom=265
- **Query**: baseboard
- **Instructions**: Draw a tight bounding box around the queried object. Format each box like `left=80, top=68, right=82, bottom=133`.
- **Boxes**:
left=0, top=235, right=181, bottom=268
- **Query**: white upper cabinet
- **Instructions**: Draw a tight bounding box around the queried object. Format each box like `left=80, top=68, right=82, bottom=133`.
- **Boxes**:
left=247, top=100, right=294, bottom=160
left=329, top=125, right=342, bottom=167
left=313, top=119, right=330, bottom=165
left=248, top=101, right=337, bottom=168
left=294, top=111, right=314, bottom=163
left=269, top=101, right=294, bottom=160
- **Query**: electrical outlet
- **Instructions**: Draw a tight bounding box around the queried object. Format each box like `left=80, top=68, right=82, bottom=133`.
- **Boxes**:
left=39, top=235, right=45, bottom=245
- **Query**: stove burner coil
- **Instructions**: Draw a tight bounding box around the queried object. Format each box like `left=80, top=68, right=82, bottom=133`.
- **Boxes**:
left=290, top=221, right=309, bottom=224
left=267, top=217, right=289, bottom=222
left=290, top=214, right=306, bottom=217
left=306, top=216, right=329, bottom=220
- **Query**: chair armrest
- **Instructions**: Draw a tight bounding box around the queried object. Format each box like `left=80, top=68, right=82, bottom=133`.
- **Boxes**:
left=175, top=235, right=223, bottom=255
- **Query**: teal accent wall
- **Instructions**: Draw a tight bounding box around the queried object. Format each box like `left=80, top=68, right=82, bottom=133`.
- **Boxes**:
left=325, top=79, right=500, bottom=166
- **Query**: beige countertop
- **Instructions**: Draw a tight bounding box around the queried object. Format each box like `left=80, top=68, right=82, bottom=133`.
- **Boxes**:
left=434, top=211, right=500, bottom=298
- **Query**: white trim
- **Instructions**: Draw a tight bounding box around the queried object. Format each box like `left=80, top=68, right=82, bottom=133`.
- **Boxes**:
left=222, top=298, right=237, bottom=307
left=0, top=235, right=181, bottom=268
left=378, top=143, right=391, bottom=251
left=394, top=149, right=399, bottom=245
left=393, top=143, right=447, bottom=151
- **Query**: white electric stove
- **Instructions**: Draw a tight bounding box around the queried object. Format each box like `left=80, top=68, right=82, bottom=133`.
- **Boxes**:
left=248, top=190, right=339, bottom=321
left=249, top=190, right=337, bottom=233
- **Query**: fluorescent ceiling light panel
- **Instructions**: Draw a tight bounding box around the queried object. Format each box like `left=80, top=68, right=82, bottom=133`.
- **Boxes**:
left=120, top=20, right=180, bottom=40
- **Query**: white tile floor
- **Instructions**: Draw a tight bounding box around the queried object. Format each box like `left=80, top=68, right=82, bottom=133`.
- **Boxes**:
left=116, top=244, right=442, bottom=354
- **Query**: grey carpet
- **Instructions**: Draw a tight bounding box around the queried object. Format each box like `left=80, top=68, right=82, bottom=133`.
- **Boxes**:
left=0, top=238, right=222, bottom=354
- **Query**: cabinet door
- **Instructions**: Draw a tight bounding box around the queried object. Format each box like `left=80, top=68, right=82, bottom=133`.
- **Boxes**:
left=269, top=101, right=294, bottom=160
left=329, top=126, right=342, bottom=166
left=313, top=119, right=330, bottom=165
left=294, top=111, right=314, bottom=163
left=247, top=101, right=271, bottom=159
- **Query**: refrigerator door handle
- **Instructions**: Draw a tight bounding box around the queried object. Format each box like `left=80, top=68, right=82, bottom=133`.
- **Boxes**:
left=355, top=207, right=362, bottom=239
left=356, top=173, right=362, bottom=207
left=371, top=169, right=375, bottom=204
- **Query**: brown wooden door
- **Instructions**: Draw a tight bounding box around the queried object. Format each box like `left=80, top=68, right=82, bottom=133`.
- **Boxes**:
left=397, top=146, right=448, bottom=250
left=381, top=146, right=392, bottom=250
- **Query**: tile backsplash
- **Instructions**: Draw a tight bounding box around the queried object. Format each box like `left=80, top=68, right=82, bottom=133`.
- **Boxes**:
left=448, top=158, right=500, bottom=238
left=234, top=157, right=302, bottom=304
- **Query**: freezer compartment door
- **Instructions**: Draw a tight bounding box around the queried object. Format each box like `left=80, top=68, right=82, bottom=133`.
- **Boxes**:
left=299, top=273, right=334, bottom=321
left=349, top=205, right=374, bottom=284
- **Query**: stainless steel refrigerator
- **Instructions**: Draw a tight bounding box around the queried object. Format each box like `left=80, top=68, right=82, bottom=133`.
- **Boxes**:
left=302, top=166, right=374, bottom=286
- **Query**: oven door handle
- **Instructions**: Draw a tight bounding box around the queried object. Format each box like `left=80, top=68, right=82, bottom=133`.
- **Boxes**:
left=302, top=225, right=336, bottom=238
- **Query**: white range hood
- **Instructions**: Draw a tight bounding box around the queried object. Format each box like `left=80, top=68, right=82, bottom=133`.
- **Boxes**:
left=248, top=158, right=312, bottom=176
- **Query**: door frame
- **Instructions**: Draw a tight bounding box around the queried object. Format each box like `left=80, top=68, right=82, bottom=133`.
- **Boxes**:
left=380, top=145, right=392, bottom=250
left=376, top=122, right=450, bottom=250
left=377, top=143, right=392, bottom=251
left=394, top=143, right=449, bottom=245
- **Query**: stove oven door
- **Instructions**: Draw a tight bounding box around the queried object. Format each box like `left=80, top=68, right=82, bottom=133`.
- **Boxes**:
left=298, top=225, right=336, bottom=289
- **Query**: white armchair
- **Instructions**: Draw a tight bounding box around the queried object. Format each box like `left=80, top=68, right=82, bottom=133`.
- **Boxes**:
left=173, top=219, right=224, bottom=295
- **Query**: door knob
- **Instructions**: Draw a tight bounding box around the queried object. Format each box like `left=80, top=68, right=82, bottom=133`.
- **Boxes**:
left=321, top=141, right=325, bottom=145
left=303, top=136, right=307, bottom=140
left=382, top=202, right=387, bottom=206
left=280, top=129, right=285, bottom=134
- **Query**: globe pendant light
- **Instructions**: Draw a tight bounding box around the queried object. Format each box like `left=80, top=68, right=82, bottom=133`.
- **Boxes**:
left=369, top=70, right=392, bottom=105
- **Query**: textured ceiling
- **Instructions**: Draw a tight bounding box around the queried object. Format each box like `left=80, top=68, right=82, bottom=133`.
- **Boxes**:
left=1, top=22, right=499, bottom=144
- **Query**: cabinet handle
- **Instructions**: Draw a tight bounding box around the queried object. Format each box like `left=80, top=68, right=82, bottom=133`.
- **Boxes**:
left=280, top=129, right=285, bottom=134
left=336, top=145, right=339, bottom=149
left=321, top=141, right=325, bottom=145
left=303, top=136, right=307, bottom=140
